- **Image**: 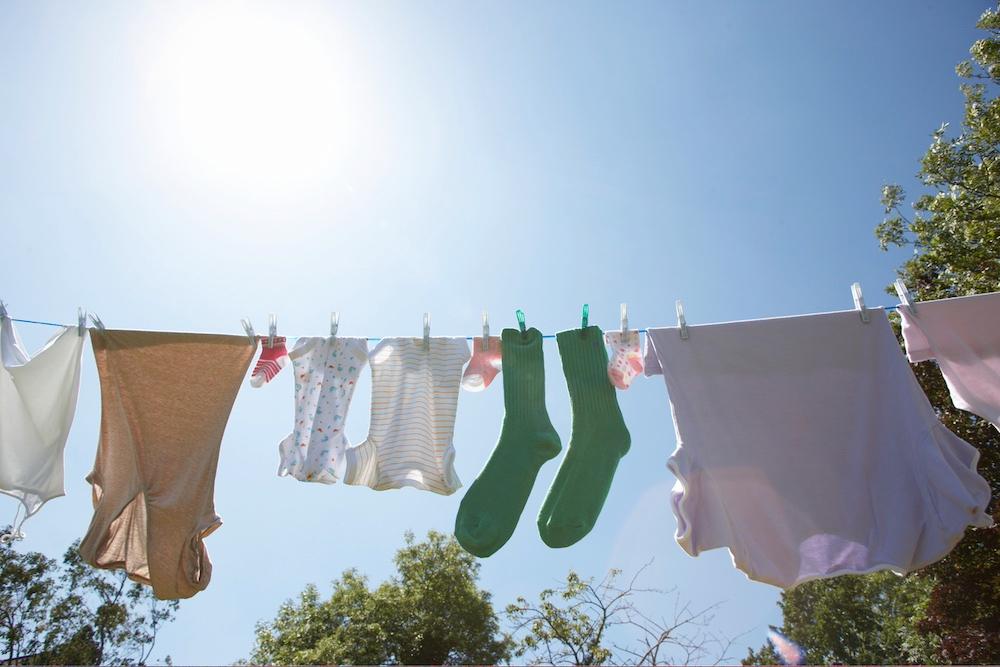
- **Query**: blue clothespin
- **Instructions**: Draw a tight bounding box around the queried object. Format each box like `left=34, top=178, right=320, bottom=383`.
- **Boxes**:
left=581, top=303, right=589, bottom=329
left=515, top=309, right=527, bottom=337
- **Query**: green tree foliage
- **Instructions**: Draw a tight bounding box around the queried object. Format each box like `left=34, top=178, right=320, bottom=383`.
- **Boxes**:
left=0, top=536, right=177, bottom=665
left=0, top=539, right=57, bottom=663
left=741, top=573, right=936, bottom=666
left=507, top=571, right=613, bottom=666
left=747, top=6, right=1000, bottom=665
left=249, top=530, right=513, bottom=665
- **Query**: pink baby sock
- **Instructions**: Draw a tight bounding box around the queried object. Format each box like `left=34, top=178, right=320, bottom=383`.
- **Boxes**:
left=250, top=336, right=290, bottom=388
left=462, top=336, right=502, bottom=391
left=604, top=330, right=643, bottom=390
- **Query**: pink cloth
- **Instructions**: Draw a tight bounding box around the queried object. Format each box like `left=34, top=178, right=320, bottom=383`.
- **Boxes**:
left=899, top=291, right=1000, bottom=427
left=462, top=336, right=501, bottom=392
left=250, top=336, right=288, bottom=388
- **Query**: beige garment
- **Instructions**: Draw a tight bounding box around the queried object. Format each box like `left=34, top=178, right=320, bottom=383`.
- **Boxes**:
left=79, top=330, right=255, bottom=600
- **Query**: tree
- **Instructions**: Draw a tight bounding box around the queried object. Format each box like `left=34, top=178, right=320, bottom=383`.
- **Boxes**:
left=741, top=572, right=936, bottom=666
left=0, top=536, right=57, bottom=663
left=506, top=563, right=737, bottom=666
left=0, top=535, right=178, bottom=665
left=875, top=5, right=1000, bottom=662
left=748, top=5, right=1000, bottom=664
left=249, top=530, right=513, bottom=665
left=40, top=541, right=179, bottom=665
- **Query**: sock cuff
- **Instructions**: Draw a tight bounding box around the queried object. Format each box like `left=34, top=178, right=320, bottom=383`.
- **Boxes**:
left=556, top=326, right=619, bottom=415
left=501, top=328, right=547, bottom=411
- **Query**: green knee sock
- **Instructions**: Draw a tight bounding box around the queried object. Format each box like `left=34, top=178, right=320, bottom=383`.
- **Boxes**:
left=455, top=328, right=562, bottom=557
left=538, top=325, right=630, bottom=548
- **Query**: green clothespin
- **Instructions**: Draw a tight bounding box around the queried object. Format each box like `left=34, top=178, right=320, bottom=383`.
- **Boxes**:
left=581, top=303, right=589, bottom=329
left=516, top=309, right=526, bottom=336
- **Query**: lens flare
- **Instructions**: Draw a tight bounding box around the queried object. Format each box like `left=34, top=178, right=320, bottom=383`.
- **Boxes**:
left=767, top=627, right=805, bottom=666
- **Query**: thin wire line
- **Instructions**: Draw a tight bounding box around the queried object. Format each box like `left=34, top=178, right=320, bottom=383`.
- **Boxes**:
left=10, top=305, right=902, bottom=339
left=10, top=317, right=69, bottom=328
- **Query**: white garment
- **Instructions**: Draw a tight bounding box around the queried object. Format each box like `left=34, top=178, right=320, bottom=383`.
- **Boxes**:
left=644, top=308, right=993, bottom=590
left=278, top=336, right=369, bottom=484
left=0, top=318, right=85, bottom=534
left=344, top=337, right=469, bottom=495
left=899, top=291, right=1000, bottom=427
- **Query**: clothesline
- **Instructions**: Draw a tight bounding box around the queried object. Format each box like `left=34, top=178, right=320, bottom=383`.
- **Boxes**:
left=2, top=289, right=995, bottom=598
left=9, top=304, right=903, bottom=340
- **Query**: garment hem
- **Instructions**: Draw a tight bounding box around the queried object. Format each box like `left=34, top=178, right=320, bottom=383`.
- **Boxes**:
left=355, top=475, right=461, bottom=496
left=0, top=487, right=64, bottom=520
left=667, top=423, right=994, bottom=590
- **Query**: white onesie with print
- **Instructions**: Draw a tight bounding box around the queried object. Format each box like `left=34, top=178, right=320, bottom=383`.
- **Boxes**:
left=278, top=336, right=369, bottom=484
left=344, top=337, right=470, bottom=495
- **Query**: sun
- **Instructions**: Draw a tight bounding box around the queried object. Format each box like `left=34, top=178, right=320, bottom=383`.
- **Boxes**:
left=141, top=3, right=376, bottom=196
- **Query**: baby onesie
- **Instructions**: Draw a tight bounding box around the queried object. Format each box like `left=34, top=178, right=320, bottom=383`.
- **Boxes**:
left=79, top=330, right=255, bottom=600
left=344, top=337, right=470, bottom=495
left=0, top=317, right=85, bottom=536
left=278, top=336, right=368, bottom=483
left=644, top=308, right=992, bottom=590
left=899, top=291, right=1000, bottom=428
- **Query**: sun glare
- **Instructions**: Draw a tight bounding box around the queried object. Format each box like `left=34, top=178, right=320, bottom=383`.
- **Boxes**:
left=142, top=4, right=375, bottom=195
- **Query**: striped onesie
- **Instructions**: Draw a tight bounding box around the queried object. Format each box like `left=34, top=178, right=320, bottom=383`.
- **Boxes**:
left=344, top=337, right=470, bottom=495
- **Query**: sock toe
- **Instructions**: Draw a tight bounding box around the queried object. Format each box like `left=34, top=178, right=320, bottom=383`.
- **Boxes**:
left=455, top=511, right=501, bottom=557
left=538, top=514, right=591, bottom=548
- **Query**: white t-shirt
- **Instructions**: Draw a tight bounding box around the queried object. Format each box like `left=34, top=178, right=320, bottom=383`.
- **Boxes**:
left=644, top=308, right=992, bottom=589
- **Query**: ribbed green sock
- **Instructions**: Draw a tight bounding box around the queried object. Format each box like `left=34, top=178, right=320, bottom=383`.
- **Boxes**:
left=455, top=328, right=562, bottom=557
left=538, top=325, right=631, bottom=548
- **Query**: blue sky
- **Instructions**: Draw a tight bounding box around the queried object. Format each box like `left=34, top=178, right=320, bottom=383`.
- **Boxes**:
left=0, top=1, right=991, bottom=663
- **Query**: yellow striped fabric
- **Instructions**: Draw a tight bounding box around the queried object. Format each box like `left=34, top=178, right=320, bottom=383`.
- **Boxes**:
left=344, top=337, right=470, bottom=495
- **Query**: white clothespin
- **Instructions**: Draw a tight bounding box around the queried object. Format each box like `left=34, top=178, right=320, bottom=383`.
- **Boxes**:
left=77, top=308, right=87, bottom=336
left=331, top=312, right=340, bottom=338
left=88, top=313, right=105, bottom=332
left=894, top=279, right=916, bottom=314
left=676, top=300, right=689, bottom=340
left=267, top=314, right=277, bottom=349
left=620, top=303, right=629, bottom=341
left=482, top=310, right=489, bottom=352
left=423, top=312, right=431, bottom=349
left=851, top=282, right=870, bottom=323
left=241, top=318, right=257, bottom=345
left=0, top=300, right=7, bottom=320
